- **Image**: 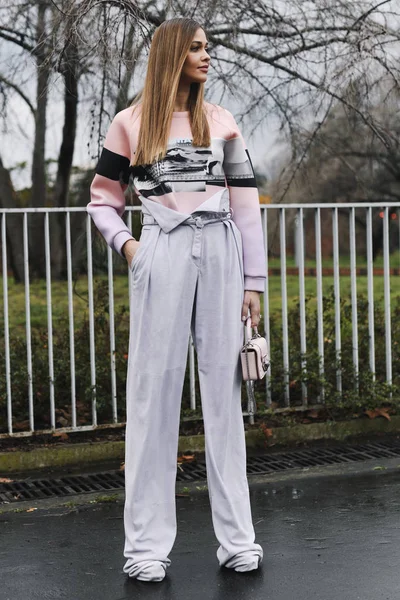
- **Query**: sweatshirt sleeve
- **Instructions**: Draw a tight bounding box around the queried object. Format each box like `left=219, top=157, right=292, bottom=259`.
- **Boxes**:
left=222, top=109, right=266, bottom=292
left=87, top=110, right=135, bottom=257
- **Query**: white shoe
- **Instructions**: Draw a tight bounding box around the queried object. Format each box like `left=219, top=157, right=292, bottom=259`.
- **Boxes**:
left=128, top=560, right=167, bottom=582
left=222, top=550, right=263, bottom=573
left=234, top=555, right=262, bottom=572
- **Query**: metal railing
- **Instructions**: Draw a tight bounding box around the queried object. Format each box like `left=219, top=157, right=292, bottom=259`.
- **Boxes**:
left=1, top=202, right=399, bottom=437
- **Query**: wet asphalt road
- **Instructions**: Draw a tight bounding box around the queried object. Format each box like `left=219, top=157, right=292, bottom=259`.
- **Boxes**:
left=1, top=462, right=400, bottom=600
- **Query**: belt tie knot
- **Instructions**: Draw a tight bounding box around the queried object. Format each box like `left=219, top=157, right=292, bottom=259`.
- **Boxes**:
left=195, top=217, right=204, bottom=229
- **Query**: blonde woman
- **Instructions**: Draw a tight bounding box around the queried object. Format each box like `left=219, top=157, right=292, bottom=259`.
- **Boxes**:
left=87, top=17, right=266, bottom=583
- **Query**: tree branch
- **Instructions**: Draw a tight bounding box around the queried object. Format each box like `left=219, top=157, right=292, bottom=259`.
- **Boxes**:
left=0, top=27, right=36, bottom=54
left=207, top=33, right=392, bottom=150
left=0, top=74, right=36, bottom=116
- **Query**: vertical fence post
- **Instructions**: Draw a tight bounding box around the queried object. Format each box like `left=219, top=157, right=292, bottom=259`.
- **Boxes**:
left=65, top=212, right=77, bottom=428
left=332, top=207, right=342, bottom=395
left=262, top=207, right=271, bottom=406
left=86, top=214, right=97, bottom=426
left=44, top=212, right=55, bottom=429
left=383, top=207, right=392, bottom=393
left=23, top=212, right=34, bottom=431
left=315, top=207, right=325, bottom=403
left=349, top=207, right=359, bottom=392
left=189, top=337, right=196, bottom=410
left=366, top=207, right=375, bottom=381
left=107, top=245, right=118, bottom=422
left=280, top=208, right=290, bottom=406
left=2, top=214, right=12, bottom=433
left=298, top=207, right=307, bottom=406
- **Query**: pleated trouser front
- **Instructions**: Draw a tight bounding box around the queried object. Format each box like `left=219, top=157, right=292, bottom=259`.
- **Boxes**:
left=122, top=198, right=263, bottom=578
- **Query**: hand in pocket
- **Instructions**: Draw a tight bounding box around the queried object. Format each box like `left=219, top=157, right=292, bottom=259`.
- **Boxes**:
left=122, top=239, right=141, bottom=268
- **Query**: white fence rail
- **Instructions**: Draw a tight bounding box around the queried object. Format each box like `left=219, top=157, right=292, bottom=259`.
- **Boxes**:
left=1, top=202, right=400, bottom=437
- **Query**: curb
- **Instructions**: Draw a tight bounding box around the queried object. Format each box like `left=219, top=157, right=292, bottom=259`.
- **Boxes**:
left=2, top=454, right=400, bottom=515
left=1, top=415, right=400, bottom=474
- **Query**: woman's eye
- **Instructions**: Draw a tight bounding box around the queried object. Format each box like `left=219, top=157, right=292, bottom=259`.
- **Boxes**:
left=191, top=46, right=212, bottom=53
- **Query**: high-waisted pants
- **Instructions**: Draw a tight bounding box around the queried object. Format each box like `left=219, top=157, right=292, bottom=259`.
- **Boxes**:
left=122, top=197, right=263, bottom=578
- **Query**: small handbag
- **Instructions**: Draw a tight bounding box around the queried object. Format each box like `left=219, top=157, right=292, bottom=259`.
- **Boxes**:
left=240, top=316, right=270, bottom=381
left=240, top=316, right=270, bottom=419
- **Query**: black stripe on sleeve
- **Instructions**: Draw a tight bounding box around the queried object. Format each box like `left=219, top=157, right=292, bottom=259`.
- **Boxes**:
left=96, top=148, right=131, bottom=184
left=225, top=176, right=257, bottom=187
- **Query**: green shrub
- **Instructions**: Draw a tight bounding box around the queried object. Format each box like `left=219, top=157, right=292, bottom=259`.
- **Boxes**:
left=1, top=282, right=399, bottom=433
left=259, top=287, right=400, bottom=412
left=0, top=279, right=200, bottom=431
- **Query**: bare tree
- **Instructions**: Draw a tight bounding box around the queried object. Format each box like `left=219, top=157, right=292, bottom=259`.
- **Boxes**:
left=266, top=75, right=400, bottom=258
left=2, top=0, right=400, bottom=276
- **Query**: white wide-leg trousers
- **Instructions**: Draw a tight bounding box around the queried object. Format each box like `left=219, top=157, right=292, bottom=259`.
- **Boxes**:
left=123, top=197, right=263, bottom=579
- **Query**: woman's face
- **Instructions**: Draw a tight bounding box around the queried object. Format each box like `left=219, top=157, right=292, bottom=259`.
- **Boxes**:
left=180, top=28, right=211, bottom=84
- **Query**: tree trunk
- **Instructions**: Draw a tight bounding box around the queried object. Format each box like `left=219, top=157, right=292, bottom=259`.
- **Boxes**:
left=30, top=2, right=49, bottom=279
left=54, top=43, right=79, bottom=208
left=0, top=156, right=25, bottom=283
left=52, top=38, right=79, bottom=279
left=115, top=26, right=143, bottom=113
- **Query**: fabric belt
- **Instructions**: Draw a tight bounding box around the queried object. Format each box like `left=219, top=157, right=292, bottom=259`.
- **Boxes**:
left=141, top=210, right=233, bottom=259
left=141, top=210, right=232, bottom=226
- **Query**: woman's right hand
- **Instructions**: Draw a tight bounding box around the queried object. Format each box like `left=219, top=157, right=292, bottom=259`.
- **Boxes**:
left=122, top=239, right=141, bottom=268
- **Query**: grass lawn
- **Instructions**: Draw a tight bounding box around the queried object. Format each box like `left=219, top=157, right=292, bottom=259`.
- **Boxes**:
left=265, top=274, right=400, bottom=316
left=1, top=271, right=400, bottom=335
left=0, top=274, right=130, bottom=334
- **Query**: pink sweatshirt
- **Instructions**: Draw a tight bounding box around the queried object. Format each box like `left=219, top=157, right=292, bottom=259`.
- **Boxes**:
left=87, top=101, right=266, bottom=292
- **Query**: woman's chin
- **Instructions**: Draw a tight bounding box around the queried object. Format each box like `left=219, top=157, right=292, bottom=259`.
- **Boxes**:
left=191, top=73, right=208, bottom=83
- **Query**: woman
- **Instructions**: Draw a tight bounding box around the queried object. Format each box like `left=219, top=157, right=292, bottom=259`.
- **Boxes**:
left=87, top=17, right=266, bottom=582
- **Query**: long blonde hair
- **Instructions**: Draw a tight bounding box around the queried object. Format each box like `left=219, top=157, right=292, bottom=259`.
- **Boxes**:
left=130, top=17, right=211, bottom=166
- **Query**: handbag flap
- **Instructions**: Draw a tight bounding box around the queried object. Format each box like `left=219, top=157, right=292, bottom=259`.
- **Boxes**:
left=248, top=337, right=269, bottom=360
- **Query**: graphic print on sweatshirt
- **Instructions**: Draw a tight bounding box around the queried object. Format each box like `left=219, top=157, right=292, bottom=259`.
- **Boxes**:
left=87, top=104, right=267, bottom=290
left=130, top=137, right=227, bottom=197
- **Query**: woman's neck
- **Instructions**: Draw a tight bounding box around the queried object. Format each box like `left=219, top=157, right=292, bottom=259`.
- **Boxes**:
left=174, top=83, right=190, bottom=112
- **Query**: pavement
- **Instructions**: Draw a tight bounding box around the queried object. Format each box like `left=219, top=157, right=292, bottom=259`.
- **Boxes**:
left=1, top=455, right=400, bottom=600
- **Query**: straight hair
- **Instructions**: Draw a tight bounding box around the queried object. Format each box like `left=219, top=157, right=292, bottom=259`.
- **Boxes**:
left=130, top=17, right=211, bottom=166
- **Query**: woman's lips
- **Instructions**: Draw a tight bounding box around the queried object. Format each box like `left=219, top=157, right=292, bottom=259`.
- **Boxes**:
left=198, top=66, right=209, bottom=71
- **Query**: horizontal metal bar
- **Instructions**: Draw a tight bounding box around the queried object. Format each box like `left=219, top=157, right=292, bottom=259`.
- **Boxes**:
left=261, top=202, right=400, bottom=209
left=0, top=423, right=126, bottom=439
left=1, top=202, right=400, bottom=214
left=0, top=207, right=143, bottom=214
left=0, top=402, right=346, bottom=439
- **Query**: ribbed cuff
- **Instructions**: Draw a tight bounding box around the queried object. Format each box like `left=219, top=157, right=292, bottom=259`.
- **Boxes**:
left=114, top=231, right=136, bottom=258
left=244, top=276, right=265, bottom=292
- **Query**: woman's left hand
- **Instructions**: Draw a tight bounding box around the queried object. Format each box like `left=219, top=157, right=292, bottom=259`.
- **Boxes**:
left=241, top=290, right=261, bottom=328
